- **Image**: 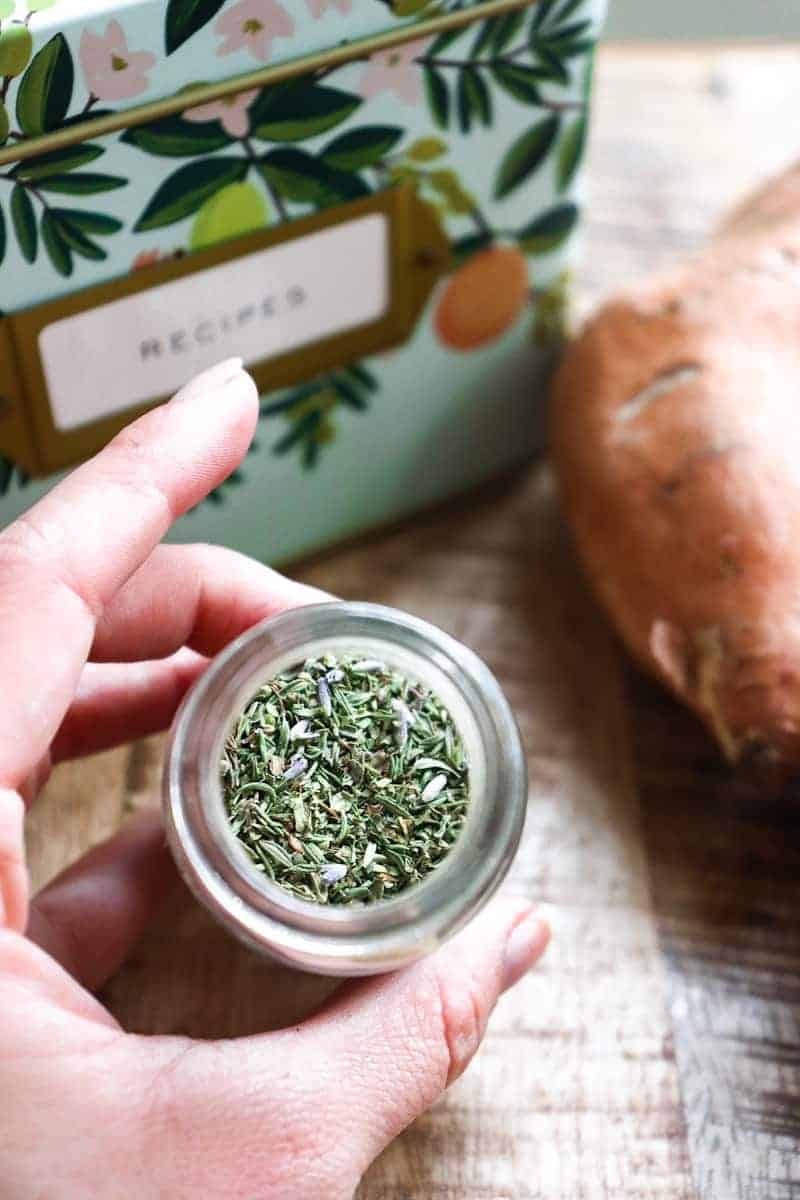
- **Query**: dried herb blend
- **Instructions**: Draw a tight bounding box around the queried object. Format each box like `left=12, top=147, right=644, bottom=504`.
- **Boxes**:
left=221, top=655, right=469, bottom=904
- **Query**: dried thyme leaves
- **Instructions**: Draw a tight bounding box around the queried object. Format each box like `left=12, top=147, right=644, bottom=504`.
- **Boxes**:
left=221, top=655, right=469, bottom=905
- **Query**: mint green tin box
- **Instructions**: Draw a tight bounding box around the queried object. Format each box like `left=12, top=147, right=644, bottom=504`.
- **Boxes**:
left=0, top=0, right=605, bottom=562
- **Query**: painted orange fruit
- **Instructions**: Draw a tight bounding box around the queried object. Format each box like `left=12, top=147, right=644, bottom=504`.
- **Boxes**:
left=434, top=244, right=529, bottom=352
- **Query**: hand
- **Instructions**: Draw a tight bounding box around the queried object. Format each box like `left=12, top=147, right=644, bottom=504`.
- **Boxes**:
left=0, top=360, right=550, bottom=1200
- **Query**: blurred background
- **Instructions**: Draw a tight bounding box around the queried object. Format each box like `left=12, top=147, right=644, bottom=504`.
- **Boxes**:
left=609, top=0, right=800, bottom=39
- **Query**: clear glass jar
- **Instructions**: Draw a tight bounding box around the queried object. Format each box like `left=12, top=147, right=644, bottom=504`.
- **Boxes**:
left=163, top=601, right=526, bottom=976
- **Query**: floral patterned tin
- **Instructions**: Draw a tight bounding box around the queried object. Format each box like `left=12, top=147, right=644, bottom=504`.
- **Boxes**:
left=0, top=0, right=605, bottom=563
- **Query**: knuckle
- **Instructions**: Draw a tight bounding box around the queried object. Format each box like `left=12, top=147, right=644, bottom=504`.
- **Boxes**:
left=93, top=459, right=175, bottom=530
left=431, top=964, right=490, bottom=1087
left=0, top=513, right=101, bottom=622
left=0, top=521, right=51, bottom=582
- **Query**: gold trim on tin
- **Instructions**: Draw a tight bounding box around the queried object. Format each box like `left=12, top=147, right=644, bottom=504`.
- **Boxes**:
left=0, top=0, right=538, bottom=167
left=0, top=185, right=450, bottom=476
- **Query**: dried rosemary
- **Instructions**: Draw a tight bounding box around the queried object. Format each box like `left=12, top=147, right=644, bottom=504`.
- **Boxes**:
left=221, top=654, right=469, bottom=904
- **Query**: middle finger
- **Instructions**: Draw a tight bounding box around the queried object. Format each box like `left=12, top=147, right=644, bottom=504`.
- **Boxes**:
left=90, top=543, right=329, bottom=664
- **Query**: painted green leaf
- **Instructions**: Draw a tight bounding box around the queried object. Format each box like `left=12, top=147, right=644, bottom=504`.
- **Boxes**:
left=467, top=68, right=491, bottom=127
left=345, top=362, right=379, bottom=392
left=333, top=375, right=368, bottom=411
left=12, top=144, right=103, bottom=180
left=426, top=24, right=466, bottom=57
left=427, top=168, right=476, bottom=216
left=531, top=41, right=569, bottom=84
left=320, top=125, right=403, bottom=171
left=15, top=33, right=73, bottom=136
left=0, top=102, right=8, bottom=146
left=556, top=115, right=586, bottom=191
left=302, top=441, right=321, bottom=469
left=547, top=0, right=590, bottom=31
left=456, top=70, right=474, bottom=135
left=10, top=184, right=37, bottom=262
left=452, top=231, right=491, bottom=265
left=259, top=148, right=369, bottom=207
left=491, top=63, right=542, bottom=105
left=35, top=172, right=127, bottom=194
left=0, top=24, right=32, bottom=78
left=274, top=410, right=321, bottom=455
left=252, top=83, right=361, bottom=143
left=531, top=0, right=561, bottom=32
left=423, top=66, right=449, bottom=130
left=495, top=115, right=560, bottom=200
left=555, top=37, right=595, bottom=59
left=261, top=380, right=320, bottom=417
left=134, top=157, right=248, bottom=231
left=41, top=209, right=73, bottom=276
left=121, top=113, right=232, bottom=157
left=491, top=10, right=525, bottom=52
left=406, top=136, right=447, bottom=162
left=456, top=69, right=491, bottom=134
left=470, top=18, right=499, bottom=59
left=61, top=108, right=113, bottom=128
left=50, top=210, right=107, bottom=260
left=547, top=19, right=593, bottom=45
left=165, top=0, right=226, bottom=54
left=516, top=201, right=579, bottom=253
left=58, top=210, right=122, bottom=235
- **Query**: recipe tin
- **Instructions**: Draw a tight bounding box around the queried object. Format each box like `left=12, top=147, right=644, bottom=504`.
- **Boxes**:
left=0, top=0, right=605, bottom=562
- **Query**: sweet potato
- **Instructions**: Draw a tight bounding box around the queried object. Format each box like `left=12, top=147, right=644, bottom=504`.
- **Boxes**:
left=550, top=162, right=800, bottom=774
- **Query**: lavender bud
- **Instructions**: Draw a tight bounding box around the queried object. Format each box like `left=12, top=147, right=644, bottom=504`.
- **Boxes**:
left=320, top=863, right=347, bottom=886
left=352, top=659, right=386, bottom=674
left=317, top=677, right=332, bottom=715
left=421, top=774, right=448, bottom=804
left=283, top=755, right=307, bottom=781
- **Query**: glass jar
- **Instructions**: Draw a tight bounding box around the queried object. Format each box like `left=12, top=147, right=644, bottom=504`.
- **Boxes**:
left=163, top=601, right=526, bottom=976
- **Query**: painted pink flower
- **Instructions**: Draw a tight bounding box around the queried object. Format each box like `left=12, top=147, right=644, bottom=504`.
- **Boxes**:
left=185, top=88, right=259, bottom=138
left=214, top=0, right=294, bottom=62
left=358, top=38, right=428, bottom=105
left=79, top=20, right=156, bottom=102
left=131, top=249, right=162, bottom=272
left=306, top=0, right=352, bottom=16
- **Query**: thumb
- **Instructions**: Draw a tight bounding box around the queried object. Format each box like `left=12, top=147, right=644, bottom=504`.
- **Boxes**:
left=289, top=895, right=550, bottom=1178
left=140, top=896, right=549, bottom=1200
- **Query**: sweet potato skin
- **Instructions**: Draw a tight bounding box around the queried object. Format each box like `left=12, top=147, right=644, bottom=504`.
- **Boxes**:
left=551, top=175, right=800, bottom=772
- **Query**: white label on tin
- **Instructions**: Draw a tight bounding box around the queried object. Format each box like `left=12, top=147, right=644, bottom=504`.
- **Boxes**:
left=39, top=214, right=390, bottom=432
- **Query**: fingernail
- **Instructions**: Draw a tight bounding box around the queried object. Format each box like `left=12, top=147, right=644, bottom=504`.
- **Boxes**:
left=171, top=358, right=247, bottom=404
left=501, top=909, right=551, bottom=993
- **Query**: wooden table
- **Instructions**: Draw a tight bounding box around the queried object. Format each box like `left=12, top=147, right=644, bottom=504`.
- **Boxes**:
left=28, top=45, right=800, bottom=1200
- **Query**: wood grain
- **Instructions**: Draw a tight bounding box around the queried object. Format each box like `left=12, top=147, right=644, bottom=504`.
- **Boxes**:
left=25, top=43, right=800, bottom=1200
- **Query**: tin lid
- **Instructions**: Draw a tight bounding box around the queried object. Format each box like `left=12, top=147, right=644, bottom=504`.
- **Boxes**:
left=0, top=0, right=508, bottom=152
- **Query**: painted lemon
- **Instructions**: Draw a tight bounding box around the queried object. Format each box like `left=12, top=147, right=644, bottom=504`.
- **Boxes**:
left=393, top=0, right=431, bottom=14
left=0, top=25, right=33, bottom=78
left=434, top=244, right=529, bottom=352
left=189, top=181, right=268, bottom=252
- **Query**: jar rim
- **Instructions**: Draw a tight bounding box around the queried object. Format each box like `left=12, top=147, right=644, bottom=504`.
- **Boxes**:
left=163, top=601, right=527, bottom=975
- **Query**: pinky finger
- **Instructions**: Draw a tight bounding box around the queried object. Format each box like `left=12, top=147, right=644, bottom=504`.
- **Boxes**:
left=51, top=651, right=207, bottom=764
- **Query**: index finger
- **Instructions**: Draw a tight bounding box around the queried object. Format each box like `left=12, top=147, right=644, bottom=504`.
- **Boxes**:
left=0, top=359, right=257, bottom=788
